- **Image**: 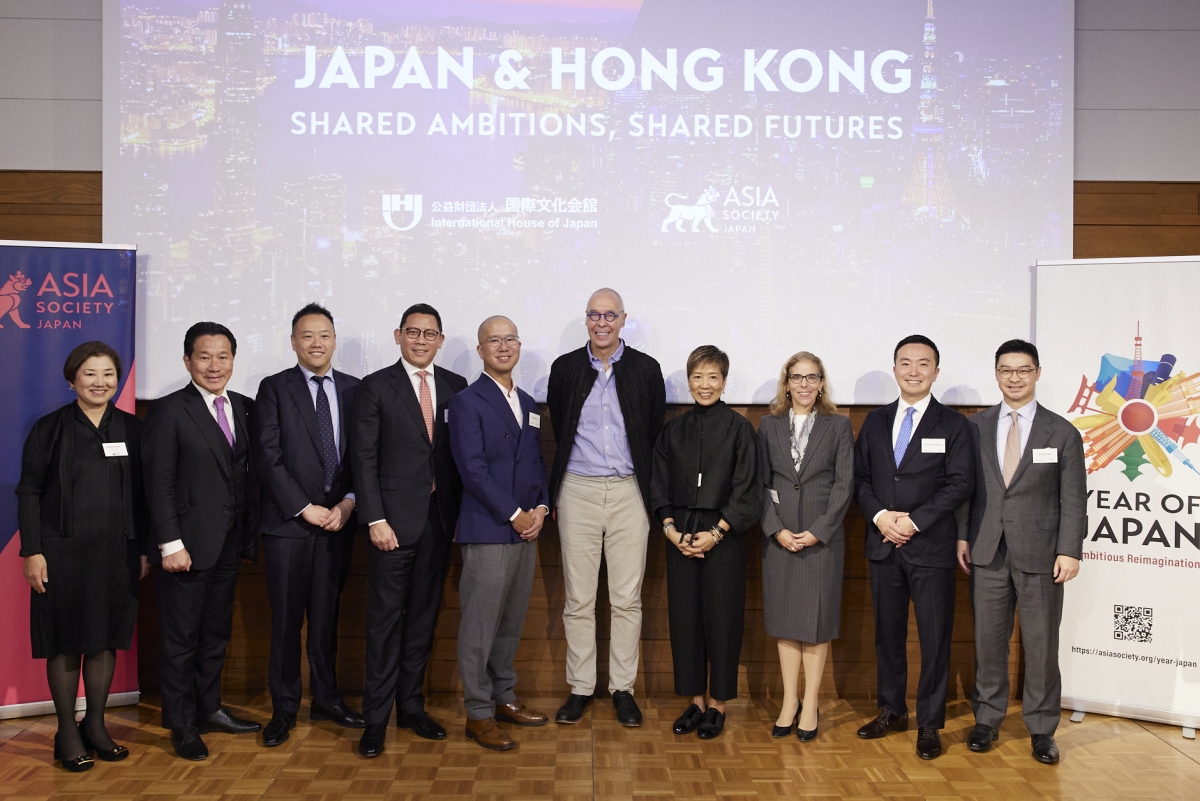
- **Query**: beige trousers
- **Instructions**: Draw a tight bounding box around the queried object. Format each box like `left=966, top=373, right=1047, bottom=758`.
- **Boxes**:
left=557, top=473, right=649, bottom=695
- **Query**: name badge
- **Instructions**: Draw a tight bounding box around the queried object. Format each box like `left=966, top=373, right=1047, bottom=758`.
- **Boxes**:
left=103, top=442, right=129, bottom=457
left=1033, top=447, right=1058, bottom=463
left=528, top=412, right=541, bottom=428
left=769, top=489, right=780, bottom=503
left=921, top=438, right=946, bottom=453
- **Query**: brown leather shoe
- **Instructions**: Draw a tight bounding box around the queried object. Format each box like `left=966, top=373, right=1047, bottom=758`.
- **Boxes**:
left=856, top=709, right=909, bottom=739
left=495, top=702, right=549, bottom=727
left=465, top=717, right=515, bottom=750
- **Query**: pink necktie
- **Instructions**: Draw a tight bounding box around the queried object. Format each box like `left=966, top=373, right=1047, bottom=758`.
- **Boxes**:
left=214, top=396, right=234, bottom=448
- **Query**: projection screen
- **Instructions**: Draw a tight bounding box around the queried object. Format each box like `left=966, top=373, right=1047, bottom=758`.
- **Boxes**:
left=104, top=0, right=1074, bottom=403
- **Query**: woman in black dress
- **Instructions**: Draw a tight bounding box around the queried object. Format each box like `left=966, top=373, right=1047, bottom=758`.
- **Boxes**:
left=17, top=341, right=148, bottom=771
left=650, top=346, right=759, bottom=739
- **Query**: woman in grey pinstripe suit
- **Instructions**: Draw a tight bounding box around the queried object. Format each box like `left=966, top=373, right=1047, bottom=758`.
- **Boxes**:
left=759, top=352, right=854, bottom=741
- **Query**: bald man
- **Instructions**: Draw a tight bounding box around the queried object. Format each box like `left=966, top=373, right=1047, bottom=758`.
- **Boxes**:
left=448, top=317, right=550, bottom=750
left=547, top=289, right=665, bottom=726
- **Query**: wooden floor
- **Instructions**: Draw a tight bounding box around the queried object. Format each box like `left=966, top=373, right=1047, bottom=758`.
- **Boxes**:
left=1, top=695, right=1197, bottom=800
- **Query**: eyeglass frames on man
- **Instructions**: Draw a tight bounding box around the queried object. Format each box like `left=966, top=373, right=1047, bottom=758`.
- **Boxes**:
left=585, top=310, right=622, bottom=323
left=996, top=367, right=1036, bottom=379
left=402, top=327, right=441, bottom=341
left=483, top=335, right=520, bottom=348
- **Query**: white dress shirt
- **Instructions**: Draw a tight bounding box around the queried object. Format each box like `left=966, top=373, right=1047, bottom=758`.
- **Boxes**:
left=484, top=372, right=549, bottom=521
left=160, top=382, right=237, bottom=557
left=402, top=357, right=437, bottom=411
left=874, top=392, right=934, bottom=528
left=997, top=399, right=1037, bottom=470
left=296, top=365, right=354, bottom=515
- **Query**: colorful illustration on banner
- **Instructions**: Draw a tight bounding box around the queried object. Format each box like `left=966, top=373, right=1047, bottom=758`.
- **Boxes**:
left=1067, top=322, right=1200, bottom=480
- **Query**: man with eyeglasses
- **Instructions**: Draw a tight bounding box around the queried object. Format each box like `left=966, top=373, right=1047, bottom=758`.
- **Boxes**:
left=350, top=303, right=467, bottom=758
left=449, top=316, right=550, bottom=749
left=958, top=339, right=1085, bottom=765
left=547, top=288, right=665, bottom=727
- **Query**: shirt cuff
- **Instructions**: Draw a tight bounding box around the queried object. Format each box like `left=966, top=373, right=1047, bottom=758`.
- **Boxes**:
left=369, top=519, right=387, bottom=527
left=509, top=508, right=522, bottom=522
left=295, top=503, right=311, bottom=518
left=344, top=493, right=356, bottom=504
left=159, top=539, right=185, bottom=557
left=872, top=510, right=885, bottom=525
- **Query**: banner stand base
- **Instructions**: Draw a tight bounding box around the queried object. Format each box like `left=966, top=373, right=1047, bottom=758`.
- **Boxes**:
left=0, top=691, right=139, bottom=721
left=1185, top=728, right=1196, bottom=740
left=1070, top=711, right=1085, bottom=723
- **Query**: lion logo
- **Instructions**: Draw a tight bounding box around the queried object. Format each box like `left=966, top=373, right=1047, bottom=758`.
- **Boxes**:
left=660, top=187, right=721, bottom=233
left=0, top=271, right=33, bottom=328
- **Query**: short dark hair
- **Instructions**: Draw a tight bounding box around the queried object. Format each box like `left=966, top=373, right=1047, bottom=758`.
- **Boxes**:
left=292, top=302, right=335, bottom=331
left=995, top=339, right=1040, bottom=367
left=687, top=345, right=730, bottom=379
left=894, top=334, right=940, bottom=366
left=400, top=303, right=443, bottom=332
left=63, top=340, right=122, bottom=383
left=184, top=321, right=237, bottom=357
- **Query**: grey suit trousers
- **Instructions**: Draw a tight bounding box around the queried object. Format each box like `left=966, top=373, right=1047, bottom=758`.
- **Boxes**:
left=458, top=540, right=537, bottom=720
left=971, top=538, right=1064, bottom=736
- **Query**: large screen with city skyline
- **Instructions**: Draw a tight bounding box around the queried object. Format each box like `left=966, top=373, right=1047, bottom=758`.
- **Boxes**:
left=104, top=0, right=1073, bottom=403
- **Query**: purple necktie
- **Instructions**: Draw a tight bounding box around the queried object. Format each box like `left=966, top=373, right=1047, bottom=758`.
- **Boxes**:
left=214, top=396, right=234, bottom=448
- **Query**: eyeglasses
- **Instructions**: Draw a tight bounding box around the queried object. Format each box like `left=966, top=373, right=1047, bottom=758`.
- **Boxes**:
left=996, top=367, right=1036, bottom=379
left=585, top=310, right=622, bottom=323
left=401, top=327, right=441, bottom=342
left=484, top=335, right=520, bottom=348
left=787, top=373, right=822, bottom=385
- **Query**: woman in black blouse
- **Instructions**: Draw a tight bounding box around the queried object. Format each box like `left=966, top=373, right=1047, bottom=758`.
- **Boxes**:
left=650, top=346, right=759, bottom=739
left=17, top=341, right=148, bottom=771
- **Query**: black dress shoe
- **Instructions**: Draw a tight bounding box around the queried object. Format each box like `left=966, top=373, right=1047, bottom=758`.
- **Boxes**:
left=916, top=727, right=942, bottom=760
left=397, top=710, right=447, bottom=741
left=856, top=709, right=909, bottom=739
left=967, top=723, right=998, bottom=753
left=196, top=706, right=261, bottom=735
left=696, top=708, right=726, bottom=740
left=612, top=691, right=643, bottom=727
left=555, top=693, right=594, bottom=724
left=1031, top=734, right=1060, bottom=764
left=262, top=711, right=297, bottom=747
left=771, top=708, right=798, bottom=739
left=311, top=702, right=365, bottom=729
left=54, top=732, right=94, bottom=772
left=673, top=704, right=705, bottom=735
left=797, top=707, right=820, bottom=742
left=358, top=723, right=387, bottom=758
left=79, top=723, right=129, bottom=762
left=170, top=726, right=209, bottom=761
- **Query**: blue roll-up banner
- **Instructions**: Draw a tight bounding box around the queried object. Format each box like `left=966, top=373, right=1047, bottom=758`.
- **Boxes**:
left=0, top=240, right=138, bottom=718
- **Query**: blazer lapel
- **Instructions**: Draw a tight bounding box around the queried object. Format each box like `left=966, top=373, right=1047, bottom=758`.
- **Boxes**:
left=796, top=414, right=831, bottom=481
left=334, top=369, right=350, bottom=460
left=898, top=398, right=940, bottom=472
left=1008, top=404, right=1052, bottom=488
left=767, top=415, right=796, bottom=479
left=978, top=405, right=1004, bottom=488
left=182, top=386, right=232, bottom=481
left=229, top=392, right=250, bottom=460
left=286, top=367, right=326, bottom=461
left=479, top=376, right=522, bottom=438
left=518, top=389, right=538, bottom=444
left=433, top=366, right=455, bottom=447
left=388, top=361, right=430, bottom=444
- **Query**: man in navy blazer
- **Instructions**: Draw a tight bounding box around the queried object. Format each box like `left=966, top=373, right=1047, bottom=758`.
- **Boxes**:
left=252, top=303, right=365, bottom=747
left=853, top=335, right=974, bottom=760
left=449, top=316, right=550, bottom=751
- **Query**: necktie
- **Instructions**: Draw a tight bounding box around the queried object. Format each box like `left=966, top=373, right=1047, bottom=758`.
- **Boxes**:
left=893, top=406, right=915, bottom=468
left=213, top=396, right=234, bottom=449
left=1003, top=410, right=1022, bottom=487
left=312, top=375, right=338, bottom=492
left=417, top=370, right=435, bottom=492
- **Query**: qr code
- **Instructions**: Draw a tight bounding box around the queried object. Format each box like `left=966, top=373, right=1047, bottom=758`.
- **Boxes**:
left=1113, top=605, right=1153, bottom=643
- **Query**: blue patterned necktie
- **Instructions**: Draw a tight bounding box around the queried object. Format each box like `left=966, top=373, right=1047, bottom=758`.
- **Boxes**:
left=312, top=375, right=338, bottom=492
left=893, top=406, right=916, bottom=468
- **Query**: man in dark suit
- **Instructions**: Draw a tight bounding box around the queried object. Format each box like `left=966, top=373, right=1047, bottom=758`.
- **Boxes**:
left=853, top=335, right=974, bottom=760
left=351, top=303, right=466, bottom=758
left=959, top=339, right=1085, bottom=765
left=449, top=316, right=550, bottom=750
left=253, top=303, right=365, bottom=748
left=143, top=322, right=261, bottom=761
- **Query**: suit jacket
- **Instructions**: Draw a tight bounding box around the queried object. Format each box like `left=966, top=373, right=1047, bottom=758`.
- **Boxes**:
left=253, top=366, right=360, bottom=539
left=854, top=396, right=974, bottom=568
left=546, top=343, right=665, bottom=515
left=758, top=412, right=854, bottom=544
left=350, top=360, right=466, bottom=545
left=142, top=383, right=259, bottom=571
left=448, top=375, right=549, bottom=544
left=964, top=402, right=1087, bottom=573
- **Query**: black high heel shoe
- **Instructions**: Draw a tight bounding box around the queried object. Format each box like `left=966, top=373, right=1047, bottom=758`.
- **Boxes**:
left=771, top=704, right=799, bottom=738
left=797, top=706, right=820, bottom=742
left=80, top=722, right=129, bottom=762
left=54, top=731, right=95, bottom=772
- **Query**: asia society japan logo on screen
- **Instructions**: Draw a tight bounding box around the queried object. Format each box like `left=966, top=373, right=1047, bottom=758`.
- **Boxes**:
left=382, top=194, right=423, bottom=231
left=0, top=269, right=118, bottom=331
left=659, top=186, right=781, bottom=235
left=0, top=271, right=33, bottom=328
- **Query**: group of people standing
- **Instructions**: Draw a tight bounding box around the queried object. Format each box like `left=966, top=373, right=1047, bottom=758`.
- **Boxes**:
left=17, top=286, right=1086, bottom=772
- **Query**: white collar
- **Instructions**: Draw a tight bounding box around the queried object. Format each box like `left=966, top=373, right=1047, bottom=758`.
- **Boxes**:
left=484, top=371, right=518, bottom=397
left=192, top=381, right=228, bottom=404
left=999, top=398, right=1038, bottom=422
left=298, top=364, right=333, bottom=383
left=899, top=393, right=933, bottom=416
left=402, top=358, right=434, bottom=379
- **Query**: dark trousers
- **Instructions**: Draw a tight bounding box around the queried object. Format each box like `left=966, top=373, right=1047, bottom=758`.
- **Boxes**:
left=665, top=535, right=746, bottom=701
left=869, top=551, right=957, bottom=728
left=264, top=530, right=355, bottom=715
left=361, top=506, right=450, bottom=725
left=970, top=538, right=1064, bottom=736
left=156, top=526, right=242, bottom=730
